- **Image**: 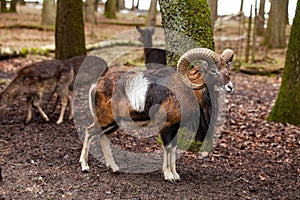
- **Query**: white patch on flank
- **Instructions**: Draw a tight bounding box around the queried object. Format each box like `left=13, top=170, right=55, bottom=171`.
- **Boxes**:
left=125, top=73, right=149, bottom=112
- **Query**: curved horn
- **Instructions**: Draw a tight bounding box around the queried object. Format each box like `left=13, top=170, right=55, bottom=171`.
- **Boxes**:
left=220, top=49, right=234, bottom=63
left=177, top=48, right=220, bottom=89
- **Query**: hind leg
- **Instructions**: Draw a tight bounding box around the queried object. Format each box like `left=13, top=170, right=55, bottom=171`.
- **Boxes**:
left=57, top=94, right=68, bottom=124
left=99, top=133, right=119, bottom=172
left=79, top=122, right=96, bottom=172
left=67, top=91, right=73, bottom=120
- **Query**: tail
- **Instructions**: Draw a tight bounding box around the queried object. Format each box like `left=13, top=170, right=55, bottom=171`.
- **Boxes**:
left=88, top=83, right=96, bottom=117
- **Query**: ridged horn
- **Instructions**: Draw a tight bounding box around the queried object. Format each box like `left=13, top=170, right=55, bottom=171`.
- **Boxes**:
left=177, top=48, right=220, bottom=89
left=220, top=49, right=234, bottom=63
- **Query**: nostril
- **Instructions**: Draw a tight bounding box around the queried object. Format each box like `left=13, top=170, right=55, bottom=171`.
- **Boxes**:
left=224, top=84, right=234, bottom=93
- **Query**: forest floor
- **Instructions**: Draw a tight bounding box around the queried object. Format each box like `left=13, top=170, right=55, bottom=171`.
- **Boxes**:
left=0, top=4, right=299, bottom=200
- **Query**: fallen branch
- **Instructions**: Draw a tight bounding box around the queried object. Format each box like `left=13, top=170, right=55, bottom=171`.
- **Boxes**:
left=0, top=40, right=165, bottom=59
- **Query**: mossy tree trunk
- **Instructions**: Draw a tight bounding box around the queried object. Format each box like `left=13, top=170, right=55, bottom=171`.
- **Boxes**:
left=159, top=0, right=214, bottom=68
left=42, top=0, right=56, bottom=26
left=265, top=0, right=288, bottom=48
left=268, top=0, right=300, bottom=126
left=159, top=0, right=215, bottom=152
left=104, top=0, right=117, bottom=19
left=55, top=0, right=86, bottom=60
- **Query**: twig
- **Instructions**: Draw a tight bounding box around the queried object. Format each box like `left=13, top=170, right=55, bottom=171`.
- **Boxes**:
left=230, top=177, right=251, bottom=185
left=0, top=140, right=8, bottom=144
left=222, top=130, right=240, bottom=135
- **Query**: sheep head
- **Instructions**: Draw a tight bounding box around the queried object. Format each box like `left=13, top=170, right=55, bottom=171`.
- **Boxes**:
left=177, top=48, right=234, bottom=93
left=136, top=26, right=155, bottom=46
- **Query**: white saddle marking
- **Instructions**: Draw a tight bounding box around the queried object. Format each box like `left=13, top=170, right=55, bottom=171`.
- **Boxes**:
left=125, top=73, right=149, bottom=112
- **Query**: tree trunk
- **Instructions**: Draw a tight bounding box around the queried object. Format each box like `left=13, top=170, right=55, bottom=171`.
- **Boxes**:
left=55, top=0, right=86, bottom=60
left=245, top=5, right=252, bottom=63
left=145, top=0, right=157, bottom=27
left=159, top=0, right=214, bottom=68
left=19, top=0, right=26, bottom=5
left=266, top=0, right=288, bottom=48
left=94, top=0, right=99, bottom=11
left=268, top=0, right=300, bottom=126
left=117, top=0, right=125, bottom=11
left=252, top=1, right=257, bottom=63
left=42, top=0, right=56, bottom=26
left=286, top=0, right=289, bottom=24
left=256, top=0, right=265, bottom=36
left=240, top=0, right=244, bottom=12
left=104, top=0, right=117, bottom=19
left=85, top=0, right=96, bottom=23
left=131, top=0, right=135, bottom=10
left=207, top=0, right=218, bottom=25
left=0, top=0, right=7, bottom=13
left=9, top=0, right=17, bottom=12
left=159, top=0, right=215, bottom=152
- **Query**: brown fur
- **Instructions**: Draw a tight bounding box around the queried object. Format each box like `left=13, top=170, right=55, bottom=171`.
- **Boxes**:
left=80, top=49, right=234, bottom=181
left=0, top=57, right=86, bottom=124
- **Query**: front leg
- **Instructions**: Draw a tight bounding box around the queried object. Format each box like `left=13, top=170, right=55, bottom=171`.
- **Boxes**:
left=160, top=123, right=180, bottom=182
left=162, top=145, right=174, bottom=181
left=162, top=144, right=180, bottom=182
left=170, top=145, right=180, bottom=181
left=32, top=96, right=50, bottom=122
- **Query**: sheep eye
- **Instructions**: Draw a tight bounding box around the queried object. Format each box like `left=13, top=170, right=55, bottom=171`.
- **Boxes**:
left=210, top=69, right=218, bottom=74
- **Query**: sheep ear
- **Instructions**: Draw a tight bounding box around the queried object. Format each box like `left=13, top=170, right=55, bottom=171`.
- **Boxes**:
left=202, top=61, right=208, bottom=70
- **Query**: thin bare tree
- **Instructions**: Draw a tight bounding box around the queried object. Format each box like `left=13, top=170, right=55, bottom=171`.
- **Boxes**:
left=42, top=0, right=56, bottom=26
left=145, top=0, right=157, bottom=27
left=265, top=0, right=288, bottom=48
left=256, top=0, right=265, bottom=36
left=207, top=0, right=218, bottom=25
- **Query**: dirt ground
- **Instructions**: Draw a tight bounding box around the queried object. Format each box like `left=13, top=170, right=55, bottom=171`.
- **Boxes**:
left=0, top=4, right=299, bottom=200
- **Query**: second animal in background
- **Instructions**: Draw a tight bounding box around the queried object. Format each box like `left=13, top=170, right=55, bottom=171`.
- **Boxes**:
left=0, top=56, right=86, bottom=124
left=136, top=26, right=166, bottom=69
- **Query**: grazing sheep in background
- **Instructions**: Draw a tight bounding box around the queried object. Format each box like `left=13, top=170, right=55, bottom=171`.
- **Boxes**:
left=49, top=56, right=86, bottom=114
left=0, top=56, right=86, bottom=124
left=136, top=26, right=166, bottom=69
left=79, top=48, right=234, bottom=182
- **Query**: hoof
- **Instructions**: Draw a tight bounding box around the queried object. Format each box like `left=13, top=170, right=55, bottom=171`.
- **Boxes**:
left=80, top=163, right=90, bottom=172
left=165, top=178, right=177, bottom=184
left=172, top=172, right=181, bottom=181
left=111, top=166, right=120, bottom=173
